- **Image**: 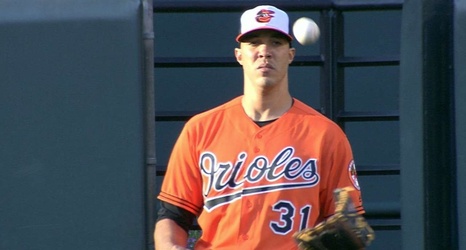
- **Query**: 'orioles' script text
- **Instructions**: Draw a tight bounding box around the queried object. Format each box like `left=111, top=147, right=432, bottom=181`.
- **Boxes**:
left=200, top=146, right=319, bottom=197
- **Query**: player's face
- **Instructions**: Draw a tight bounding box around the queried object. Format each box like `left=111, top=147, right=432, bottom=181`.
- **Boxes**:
left=235, top=30, right=295, bottom=89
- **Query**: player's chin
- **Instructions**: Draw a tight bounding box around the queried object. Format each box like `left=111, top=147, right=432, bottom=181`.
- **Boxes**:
left=254, top=78, right=278, bottom=88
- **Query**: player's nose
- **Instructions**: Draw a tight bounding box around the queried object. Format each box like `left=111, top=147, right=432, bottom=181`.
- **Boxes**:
left=258, top=44, right=272, bottom=58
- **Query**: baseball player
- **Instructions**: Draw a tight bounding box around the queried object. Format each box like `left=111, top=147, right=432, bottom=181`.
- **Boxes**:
left=154, top=5, right=365, bottom=250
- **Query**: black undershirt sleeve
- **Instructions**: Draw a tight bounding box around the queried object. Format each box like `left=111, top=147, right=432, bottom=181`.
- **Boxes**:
left=156, top=201, right=196, bottom=233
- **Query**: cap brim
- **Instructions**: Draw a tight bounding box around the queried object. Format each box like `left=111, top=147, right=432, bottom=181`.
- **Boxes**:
left=236, top=27, right=293, bottom=42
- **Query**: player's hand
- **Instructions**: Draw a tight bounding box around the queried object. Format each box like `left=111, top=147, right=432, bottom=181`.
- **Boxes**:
left=293, top=187, right=375, bottom=250
left=170, top=245, right=189, bottom=250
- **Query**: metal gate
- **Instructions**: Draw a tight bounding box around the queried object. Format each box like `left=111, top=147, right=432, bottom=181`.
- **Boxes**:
left=152, top=1, right=403, bottom=249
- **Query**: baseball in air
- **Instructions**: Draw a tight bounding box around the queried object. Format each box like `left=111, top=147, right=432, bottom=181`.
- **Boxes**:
left=292, top=17, right=320, bottom=45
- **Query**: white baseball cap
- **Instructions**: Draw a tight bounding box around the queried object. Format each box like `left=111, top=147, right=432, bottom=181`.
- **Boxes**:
left=236, top=5, right=293, bottom=42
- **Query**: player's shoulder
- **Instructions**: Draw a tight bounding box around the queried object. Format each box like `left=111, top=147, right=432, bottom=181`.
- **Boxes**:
left=292, top=98, right=344, bottom=132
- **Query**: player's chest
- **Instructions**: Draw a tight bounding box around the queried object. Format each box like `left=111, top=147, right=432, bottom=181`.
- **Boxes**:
left=201, top=125, right=327, bottom=165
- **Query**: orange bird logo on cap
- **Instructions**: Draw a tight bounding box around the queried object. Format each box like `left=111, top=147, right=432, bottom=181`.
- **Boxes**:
left=255, top=9, right=275, bottom=23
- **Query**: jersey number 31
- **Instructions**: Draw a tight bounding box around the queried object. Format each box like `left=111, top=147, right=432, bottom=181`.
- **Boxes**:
left=270, top=200, right=311, bottom=235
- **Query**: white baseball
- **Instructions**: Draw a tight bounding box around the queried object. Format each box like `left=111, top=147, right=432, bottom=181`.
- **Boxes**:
left=292, top=17, right=320, bottom=45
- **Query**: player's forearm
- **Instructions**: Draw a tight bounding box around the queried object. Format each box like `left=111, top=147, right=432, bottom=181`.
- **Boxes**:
left=154, top=218, right=189, bottom=250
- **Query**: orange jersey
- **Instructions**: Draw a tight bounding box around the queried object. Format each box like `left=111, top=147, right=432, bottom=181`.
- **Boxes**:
left=158, top=96, right=364, bottom=249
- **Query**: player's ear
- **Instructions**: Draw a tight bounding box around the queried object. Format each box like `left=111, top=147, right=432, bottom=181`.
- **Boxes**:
left=235, top=48, right=243, bottom=65
left=288, top=47, right=296, bottom=64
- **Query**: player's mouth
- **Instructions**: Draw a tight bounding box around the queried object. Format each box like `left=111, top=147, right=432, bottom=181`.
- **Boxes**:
left=258, top=63, right=274, bottom=72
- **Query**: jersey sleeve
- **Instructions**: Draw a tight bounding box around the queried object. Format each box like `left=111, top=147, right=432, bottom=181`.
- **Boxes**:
left=319, top=126, right=365, bottom=219
left=157, top=121, right=204, bottom=216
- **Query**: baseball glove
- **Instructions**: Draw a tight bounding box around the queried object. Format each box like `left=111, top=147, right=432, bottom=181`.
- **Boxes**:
left=293, top=187, right=375, bottom=250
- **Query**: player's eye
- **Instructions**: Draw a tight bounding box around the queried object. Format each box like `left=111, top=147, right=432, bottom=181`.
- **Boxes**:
left=248, top=40, right=260, bottom=46
left=271, top=39, right=284, bottom=46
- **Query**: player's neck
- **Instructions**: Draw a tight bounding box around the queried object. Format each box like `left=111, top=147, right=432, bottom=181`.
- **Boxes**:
left=241, top=91, right=293, bottom=122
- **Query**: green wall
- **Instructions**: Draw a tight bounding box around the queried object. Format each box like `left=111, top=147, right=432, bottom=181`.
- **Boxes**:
left=0, top=1, right=147, bottom=249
